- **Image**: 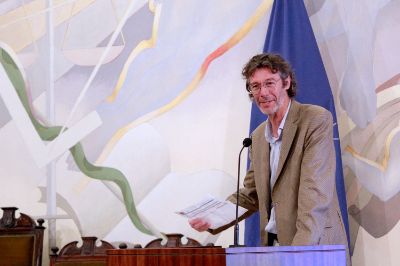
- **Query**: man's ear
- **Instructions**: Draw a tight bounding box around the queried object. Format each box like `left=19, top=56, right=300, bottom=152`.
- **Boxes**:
left=283, top=76, right=291, bottom=90
left=245, top=80, right=250, bottom=92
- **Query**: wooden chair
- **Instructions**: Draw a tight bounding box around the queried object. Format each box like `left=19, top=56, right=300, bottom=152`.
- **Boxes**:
left=50, top=236, right=117, bottom=266
left=0, top=207, right=45, bottom=266
left=144, top=233, right=203, bottom=248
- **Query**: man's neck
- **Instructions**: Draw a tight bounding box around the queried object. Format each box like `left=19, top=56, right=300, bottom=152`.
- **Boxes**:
left=269, top=99, right=290, bottom=137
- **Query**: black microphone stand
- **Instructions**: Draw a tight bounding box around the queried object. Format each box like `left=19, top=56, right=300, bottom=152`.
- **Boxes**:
left=231, top=138, right=251, bottom=247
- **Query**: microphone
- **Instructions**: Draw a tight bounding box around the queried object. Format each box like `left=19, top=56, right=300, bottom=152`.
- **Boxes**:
left=242, top=138, right=252, bottom=148
left=232, top=137, right=252, bottom=247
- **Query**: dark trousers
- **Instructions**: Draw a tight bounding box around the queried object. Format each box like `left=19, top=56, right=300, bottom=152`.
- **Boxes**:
left=267, top=233, right=278, bottom=246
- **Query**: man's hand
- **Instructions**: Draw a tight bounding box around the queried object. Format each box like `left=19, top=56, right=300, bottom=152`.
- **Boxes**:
left=189, top=218, right=211, bottom=232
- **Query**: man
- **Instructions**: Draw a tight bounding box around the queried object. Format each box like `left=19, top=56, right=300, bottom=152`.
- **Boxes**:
left=190, top=53, right=347, bottom=249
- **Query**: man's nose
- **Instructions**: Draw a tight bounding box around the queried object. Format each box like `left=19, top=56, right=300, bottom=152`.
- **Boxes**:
left=259, top=85, right=270, bottom=95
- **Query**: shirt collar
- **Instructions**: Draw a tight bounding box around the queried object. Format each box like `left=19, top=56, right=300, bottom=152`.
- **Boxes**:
left=265, top=100, right=292, bottom=143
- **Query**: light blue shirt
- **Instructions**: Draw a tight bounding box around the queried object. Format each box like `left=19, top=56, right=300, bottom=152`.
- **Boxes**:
left=264, top=100, right=291, bottom=234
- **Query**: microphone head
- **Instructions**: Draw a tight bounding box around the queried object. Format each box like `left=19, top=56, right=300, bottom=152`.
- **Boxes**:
left=242, top=138, right=252, bottom=147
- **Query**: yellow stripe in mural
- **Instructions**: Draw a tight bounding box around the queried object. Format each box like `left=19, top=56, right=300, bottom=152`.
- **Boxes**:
left=148, top=0, right=157, bottom=13
left=96, top=0, right=273, bottom=164
left=345, top=124, right=400, bottom=172
left=106, top=1, right=162, bottom=103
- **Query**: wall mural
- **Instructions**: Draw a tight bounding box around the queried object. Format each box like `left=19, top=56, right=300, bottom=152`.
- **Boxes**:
left=0, top=0, right=271, bottom=260
left=0, top=0, right=399, bottom=265
left=310, top=1, right=400, bottom=265
left=0, top=43, right=152, bottom=237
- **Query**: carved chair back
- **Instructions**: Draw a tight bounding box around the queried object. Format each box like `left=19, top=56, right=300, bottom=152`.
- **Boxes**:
left=0, top=207, right=45, bottom=266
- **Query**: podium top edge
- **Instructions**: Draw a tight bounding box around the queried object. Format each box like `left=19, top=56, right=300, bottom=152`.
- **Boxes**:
left=225, top=245, right=346, bottom=254
left=107, top=247, right=226, bottom=255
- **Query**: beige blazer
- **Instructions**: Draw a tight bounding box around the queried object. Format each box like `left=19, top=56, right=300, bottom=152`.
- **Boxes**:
left=229, top=100, right=347, bottom=247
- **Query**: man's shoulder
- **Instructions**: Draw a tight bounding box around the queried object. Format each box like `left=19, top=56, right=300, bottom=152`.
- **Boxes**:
left=296, top=101, right=329, bottom=114
left=295, top=102, right=332, bottom=122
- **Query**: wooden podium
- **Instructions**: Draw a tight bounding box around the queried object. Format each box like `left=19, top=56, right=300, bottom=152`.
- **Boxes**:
left=107, top=245, right=346, bottom=266
left=107, top=247, right=225, bottom=266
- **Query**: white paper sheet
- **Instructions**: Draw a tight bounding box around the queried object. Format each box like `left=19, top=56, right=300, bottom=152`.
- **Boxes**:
left=176, top=195, right=247, bottom=229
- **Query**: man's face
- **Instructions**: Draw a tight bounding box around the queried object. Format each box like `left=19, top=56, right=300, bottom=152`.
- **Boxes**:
left=248, top=68, right=290, bottom=116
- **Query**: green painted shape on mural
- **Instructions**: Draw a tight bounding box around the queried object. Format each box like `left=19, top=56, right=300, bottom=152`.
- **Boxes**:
left=0, top=48, right=152, bottom=236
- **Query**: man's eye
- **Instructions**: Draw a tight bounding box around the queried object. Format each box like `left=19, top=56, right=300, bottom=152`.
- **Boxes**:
left=265, top=82, right=274, bottom=87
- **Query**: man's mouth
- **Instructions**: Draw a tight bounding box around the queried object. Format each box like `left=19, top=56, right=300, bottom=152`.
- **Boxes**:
left=260, top=99, right=275, bottom=104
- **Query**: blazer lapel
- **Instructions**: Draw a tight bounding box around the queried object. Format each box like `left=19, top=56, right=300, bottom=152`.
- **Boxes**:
left=274, top=101, right=300, bottom=186
left=254, top=124, right=270, bottom=204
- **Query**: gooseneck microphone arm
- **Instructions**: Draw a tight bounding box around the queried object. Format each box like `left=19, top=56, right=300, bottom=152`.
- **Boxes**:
left=233, top=137, right=252, bottom=247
